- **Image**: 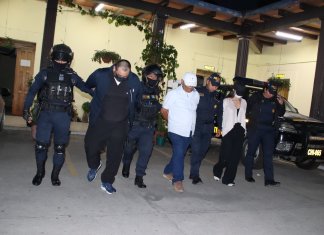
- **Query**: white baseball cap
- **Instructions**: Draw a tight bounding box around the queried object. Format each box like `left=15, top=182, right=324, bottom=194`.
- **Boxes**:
left=183, top=72, right=197, bottom=87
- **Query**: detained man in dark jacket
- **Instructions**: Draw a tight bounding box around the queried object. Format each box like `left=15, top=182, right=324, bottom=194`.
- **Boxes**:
left=244, top=82, right=285, bottom=186
left=84, top=59, right=141, bottom=195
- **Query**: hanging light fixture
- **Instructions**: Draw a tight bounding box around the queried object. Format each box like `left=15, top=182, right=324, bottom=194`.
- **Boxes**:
left=275, top=31, right=303, bottom=41
left=95, top=3, right=105, bottom=12
left=180, top=23, right=196, bottom=30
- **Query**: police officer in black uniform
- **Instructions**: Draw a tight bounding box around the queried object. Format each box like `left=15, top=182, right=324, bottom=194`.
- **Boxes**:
left=189, top=73, right=221, bottom=184
left=244, top=82, right=285, bottom=186
left=121, top=64, right=163, bottom=188
left=23, top=44, right=93, bottom=186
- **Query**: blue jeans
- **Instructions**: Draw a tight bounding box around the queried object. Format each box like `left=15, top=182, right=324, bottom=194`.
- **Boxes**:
left=164, top=132, right=192, bottom=182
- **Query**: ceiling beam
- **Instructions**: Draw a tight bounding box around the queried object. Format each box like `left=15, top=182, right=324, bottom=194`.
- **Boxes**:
left=101, top=0, right=241, bottom=34
left=258, top=39, right=274, bottom=47
left=205, top=11, right=216, bottom=18
left=299, top=2, right=318, bottom=11
left=172, top=0, right=242, bottom=17
left=295, top=25, right=321, bottom=34
left=158, top=0, right=169, bottom=7
left=281, top=28, right=318, bottom=40
left=182, top=5, right=194, bottom=12
left=190, top=27, right=202, bottom=33
left=244, top=0, right=297, bottom=17
left=259, top=14, right=278, bottom=22
left=255, top=35, right=287, bottom=44
left=223, top=34, right=237, bottom=40
left=134, top=12, right=145, bottom=18
left=225, top=17, right=238, bottom=23
left=172, top=22, right=186, bottom=29
left=250, top=5, right=324, bottom=33
left=277, top=9, right=293, bottom=17
left=250, top=37, right=263, bottom=54
left=207, top=30, right=221, bottom=36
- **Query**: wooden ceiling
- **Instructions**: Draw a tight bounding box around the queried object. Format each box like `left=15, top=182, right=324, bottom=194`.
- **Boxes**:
left=70, top=0, right=323, bottom=52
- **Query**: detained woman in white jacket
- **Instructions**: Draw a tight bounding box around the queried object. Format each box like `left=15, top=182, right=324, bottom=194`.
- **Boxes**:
left=213, top=84, right=247, bottom=186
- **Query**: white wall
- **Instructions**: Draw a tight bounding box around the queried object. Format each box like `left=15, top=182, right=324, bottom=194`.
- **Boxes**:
left=250, top=39, right=318, bottom=115
left=0, top=0, right=320, bottom=117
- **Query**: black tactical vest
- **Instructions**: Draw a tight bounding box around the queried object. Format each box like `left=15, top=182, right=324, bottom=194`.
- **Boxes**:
left=38, top=69, right=74, bottom=106
left=135, top=92, right=160, bottom=123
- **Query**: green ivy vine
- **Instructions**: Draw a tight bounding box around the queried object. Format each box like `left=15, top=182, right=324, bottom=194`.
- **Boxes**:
left=62, top=0, right=179, bottom=82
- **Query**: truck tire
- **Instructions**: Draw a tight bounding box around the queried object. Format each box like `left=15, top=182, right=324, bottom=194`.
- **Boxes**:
left=295, top=159, right=320, bottom=170
left=241, top=139, right=264, bottom=170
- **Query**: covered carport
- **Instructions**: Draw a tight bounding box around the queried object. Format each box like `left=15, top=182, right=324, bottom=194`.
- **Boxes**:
left=38, top=0, right=324, bottom=120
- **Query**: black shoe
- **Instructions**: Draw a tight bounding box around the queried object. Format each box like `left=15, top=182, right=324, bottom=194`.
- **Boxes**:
left=265, top=180, right=280, bottom=187
left=32, top=172, right=45, bottom=186
left=122, top=164, right=130, bottom=178
left=192, top=176, right=203, bottom=185
left=134, top=176, right=146, bottom=188
left=245, top=177, right=255, bottom=183
left=51, top=166, right=62, bottom=186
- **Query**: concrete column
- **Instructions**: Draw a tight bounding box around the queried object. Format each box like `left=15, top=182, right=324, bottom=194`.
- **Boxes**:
left=235, top=36, right=250, bottom=77
left=40, top=0, right=58, bottom=69
left=310, top=18, right=324, bottom=121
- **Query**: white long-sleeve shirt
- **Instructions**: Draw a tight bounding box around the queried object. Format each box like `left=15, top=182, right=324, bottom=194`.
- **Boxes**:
left=221, top=97, right=247, bottom=137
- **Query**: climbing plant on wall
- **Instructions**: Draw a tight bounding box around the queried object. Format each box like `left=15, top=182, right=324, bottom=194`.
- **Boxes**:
left=62, top=0, right=179, bottom=83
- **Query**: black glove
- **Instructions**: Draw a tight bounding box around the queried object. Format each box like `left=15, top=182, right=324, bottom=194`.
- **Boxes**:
left=22, top=109, right=32, bottom=127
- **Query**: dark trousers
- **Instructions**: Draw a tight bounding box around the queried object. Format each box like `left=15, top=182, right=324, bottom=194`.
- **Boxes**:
left=213, top=124, right=245, bottom=184
left=190, top=129, right=212, bottom=178
left=122, top=124, right=155, bottom=176
left=35, top=111, right=71, bottom=168
left=245, top=128, right=275, bottom=181
left=84, top=117, right=128, bottom=184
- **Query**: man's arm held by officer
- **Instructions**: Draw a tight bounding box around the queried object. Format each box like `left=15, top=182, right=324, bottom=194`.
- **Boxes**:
left=160, top=108, right=168, bottom=121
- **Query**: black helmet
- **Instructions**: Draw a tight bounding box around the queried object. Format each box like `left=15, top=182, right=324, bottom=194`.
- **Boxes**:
left=142, top=64, right=163, bottom=84
left=50, top=44, right=74, bottom=63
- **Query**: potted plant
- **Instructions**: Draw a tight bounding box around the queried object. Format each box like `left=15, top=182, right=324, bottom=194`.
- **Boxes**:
left=81, top=101, right=90, bottom=123
left=91, top=50, right=121, bottom=64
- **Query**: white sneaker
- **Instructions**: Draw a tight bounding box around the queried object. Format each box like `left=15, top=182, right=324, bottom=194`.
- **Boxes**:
left=227, top=183, right=235, bottom=187
left=213, top=176, right=220, bottom=181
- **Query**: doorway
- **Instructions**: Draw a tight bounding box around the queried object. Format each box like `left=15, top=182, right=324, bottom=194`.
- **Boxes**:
left=0, top=38, right=36, bottom=116
left=0, top=46, right=16, bottom=114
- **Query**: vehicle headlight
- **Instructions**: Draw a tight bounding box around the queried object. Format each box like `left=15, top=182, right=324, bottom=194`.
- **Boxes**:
left=279, top=123, right=297, bottom=134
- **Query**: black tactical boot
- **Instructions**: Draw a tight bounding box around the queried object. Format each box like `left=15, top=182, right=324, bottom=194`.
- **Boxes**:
left=51, top=166, right=62, bottom=186
left=32, top=162, right=45, bottom=186
left=134, top=176, right=146, bottom=188
left=122, top=164, right=130, bottom=178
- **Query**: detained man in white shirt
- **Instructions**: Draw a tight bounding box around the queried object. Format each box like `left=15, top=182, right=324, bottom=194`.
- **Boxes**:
left=160, top=72, right=200, bottom=192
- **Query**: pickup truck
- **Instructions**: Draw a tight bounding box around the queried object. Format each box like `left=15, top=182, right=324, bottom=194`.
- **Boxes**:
left=214, top=77, right=324, bottom=170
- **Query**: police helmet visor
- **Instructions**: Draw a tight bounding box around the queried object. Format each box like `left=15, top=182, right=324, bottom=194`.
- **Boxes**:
left=208, top=73, right=221, bottom=86
left=143, top=64, right=163, bottom=81
left=268, top=84, right=278, bottom=95
left=51, top=44, right=73, bottom=63
left=52, top=50, right=72, bottom=62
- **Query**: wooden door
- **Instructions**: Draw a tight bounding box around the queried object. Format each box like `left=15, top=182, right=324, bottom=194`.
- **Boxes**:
left=11, top=42, right=35, bottom=115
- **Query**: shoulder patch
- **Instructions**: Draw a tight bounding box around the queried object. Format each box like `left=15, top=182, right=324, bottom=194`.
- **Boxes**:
left=199, top=92, right=204, bottom=97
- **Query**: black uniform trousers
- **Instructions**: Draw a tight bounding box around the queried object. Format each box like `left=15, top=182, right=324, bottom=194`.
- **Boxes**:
left=213, top=123, right=245, bottom=184
left=85, top=117, right=128, bottom=184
